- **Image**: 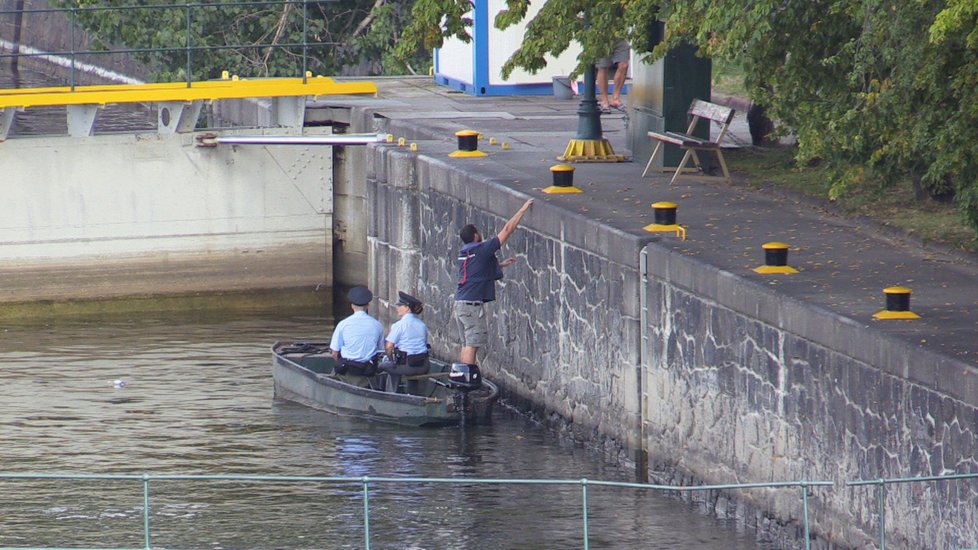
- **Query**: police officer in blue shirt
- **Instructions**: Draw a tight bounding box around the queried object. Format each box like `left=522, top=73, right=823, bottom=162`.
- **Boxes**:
left=378, top=291, right=430, bottom=392
left=455, top=198, right=534, bottom=365
left=330, top=285, right=384, bottom=377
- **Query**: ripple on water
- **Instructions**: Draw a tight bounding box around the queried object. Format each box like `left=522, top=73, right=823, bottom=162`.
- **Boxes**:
left=0, top=312, right=776, bottom=548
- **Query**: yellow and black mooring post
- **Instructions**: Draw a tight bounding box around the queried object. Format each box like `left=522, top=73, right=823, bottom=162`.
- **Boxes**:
left=449, top=130, right=487, bottom=158
left=543, top=164, right=582, bottom=194
left=643, top=201, right=686, bottom=239
left=873, top=286, right=920, bottom=320
left=753, top=242, right=799, bottom=274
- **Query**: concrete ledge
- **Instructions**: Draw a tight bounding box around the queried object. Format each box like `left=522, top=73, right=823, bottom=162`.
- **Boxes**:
left=647, top=244, right=976, bottom=402
left=0, top=243, right=328, bottom=305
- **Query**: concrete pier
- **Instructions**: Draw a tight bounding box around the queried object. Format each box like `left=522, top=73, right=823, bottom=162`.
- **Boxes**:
left=1, top=128, right=333, bottom=304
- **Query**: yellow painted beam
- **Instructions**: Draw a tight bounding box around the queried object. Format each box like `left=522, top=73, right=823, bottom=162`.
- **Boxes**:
left=0, top=76, right=375, bottom=96
left=0, top=77, right=377, bottom=108
left=0, top=81, right=210, bottom=96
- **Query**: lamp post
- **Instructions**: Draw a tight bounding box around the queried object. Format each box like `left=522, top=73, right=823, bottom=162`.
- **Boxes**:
left=559, top=23, right=627, bottom=163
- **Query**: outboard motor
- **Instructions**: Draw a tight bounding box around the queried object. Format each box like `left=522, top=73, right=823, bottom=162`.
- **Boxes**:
left=448, top=363, right=482, bottom=392
left=447, top=363, right=482, bottom=428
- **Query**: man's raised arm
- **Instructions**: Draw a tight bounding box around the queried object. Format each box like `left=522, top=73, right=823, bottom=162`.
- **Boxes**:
left=497, top=199, right=534, bottom=246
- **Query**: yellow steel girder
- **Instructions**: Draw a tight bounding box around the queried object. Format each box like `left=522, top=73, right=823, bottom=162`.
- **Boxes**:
left=0, top=76, right=377, bottom=109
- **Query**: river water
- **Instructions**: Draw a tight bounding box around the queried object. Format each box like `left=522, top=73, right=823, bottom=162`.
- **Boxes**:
left=1, top=61, right=777, bottom=549
left=0, top=305, right=778, bottom=550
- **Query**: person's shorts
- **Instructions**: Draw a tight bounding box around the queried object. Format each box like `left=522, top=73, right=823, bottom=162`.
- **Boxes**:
left=454, top=301, right=488, bottom=348
left=596, top=41, right=630, bottom=69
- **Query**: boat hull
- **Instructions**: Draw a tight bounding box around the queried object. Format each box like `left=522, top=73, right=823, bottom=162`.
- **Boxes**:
left=272, top=341, right=497, bottom=427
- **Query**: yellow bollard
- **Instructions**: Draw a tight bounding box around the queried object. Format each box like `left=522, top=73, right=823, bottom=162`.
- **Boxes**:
left=543, top=164, right=582, bottom=194
left=753, top=242, right=799, bottom=274
left=449, top=130, right=488, bottom=158
left=873, top=287, right=920, bottom=320
left=643, top=201, right=686, bottom=240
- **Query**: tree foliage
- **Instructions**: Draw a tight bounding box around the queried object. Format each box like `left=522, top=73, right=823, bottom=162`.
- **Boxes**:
left=396, top=0, right=657, bottom=79
left=665, top=0, right=978, bottom=234
left=53, top=0, right=978, bottom=237
left=52, top=0, right=428, bottom=81
left=399, top=0, right=978, bottom=239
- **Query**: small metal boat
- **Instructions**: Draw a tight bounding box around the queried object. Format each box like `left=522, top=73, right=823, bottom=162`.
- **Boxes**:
left=272, top=340, right=498, bottom=427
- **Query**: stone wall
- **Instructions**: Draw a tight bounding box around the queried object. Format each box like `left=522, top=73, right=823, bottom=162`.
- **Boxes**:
left=363, top=117, right=978, bottom=548
left=643, top=247, right=978, bottom=548
left=365, top=140, right=647, bottom=464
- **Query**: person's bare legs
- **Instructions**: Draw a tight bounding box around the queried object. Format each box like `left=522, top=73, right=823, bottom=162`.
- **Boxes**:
left=610, top=61, right=629, bottom=109
left=596, top=65, right=611, bottom=110
left=460, top=346, right=477, bottom=365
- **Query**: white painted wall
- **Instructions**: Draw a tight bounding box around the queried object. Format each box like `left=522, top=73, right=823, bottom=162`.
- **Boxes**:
left=0, top=127, right=332, bottom=262
left=486, top=0, right=581, bottom=85
left=436, top=0, right=583, bottom=87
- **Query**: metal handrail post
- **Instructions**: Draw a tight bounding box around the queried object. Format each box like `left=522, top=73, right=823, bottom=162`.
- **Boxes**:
left=302, top=0, right=308, bottom=83
left=11, top=0, right=24, bottom=71
left=362, top=476, right=371, bottom=550
left=185, top=2, right=193, bottom=87
left=581, top=479, right=590, bottom=550
left=142, top=474, right=152, bottom=550
left=69, top=5, right=76, bottom=89
left=877, top=479, right=886, bottom=550
left=800, top=483, right=810, bottom=550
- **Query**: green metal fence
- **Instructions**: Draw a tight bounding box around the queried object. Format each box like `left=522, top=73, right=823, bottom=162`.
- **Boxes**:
left=0, top=1, right=335, bottom=87
left=8, top=471, right=978, bottom=548
left=0, top=472, right=832, bottom=550
left=848, top=471, right=978, bottom=550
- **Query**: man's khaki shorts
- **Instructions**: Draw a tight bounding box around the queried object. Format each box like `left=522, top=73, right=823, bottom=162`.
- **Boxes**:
left=454, top=301, right=488, bottom=348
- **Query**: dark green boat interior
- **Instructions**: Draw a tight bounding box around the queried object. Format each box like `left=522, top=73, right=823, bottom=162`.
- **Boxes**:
left=283, top=344, right=447, bottom=396
left=297, top=355, right=334, bottom=375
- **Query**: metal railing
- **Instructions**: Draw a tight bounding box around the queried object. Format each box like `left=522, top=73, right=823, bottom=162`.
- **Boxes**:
left=848, top=471, right=978, bottom=550
left=0, top=472, right=831, bottom=550
left=0, top=1, right=336, bottom=88
left=9, top=470, right=978, bottom=549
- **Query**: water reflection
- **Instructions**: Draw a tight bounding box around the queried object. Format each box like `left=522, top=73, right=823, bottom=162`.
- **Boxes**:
left=0, top=309, right=776, bottom=549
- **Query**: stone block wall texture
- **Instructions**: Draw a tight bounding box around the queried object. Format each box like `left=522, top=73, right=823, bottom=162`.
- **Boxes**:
left=364, top=123, right=978, bottom=548
left=366, top=142, right=646, bottom=461
left=645, top=247, right=978, bottom=549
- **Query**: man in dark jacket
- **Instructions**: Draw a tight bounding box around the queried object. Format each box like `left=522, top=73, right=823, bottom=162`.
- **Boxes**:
left=454, top=198, right=534, bottom=365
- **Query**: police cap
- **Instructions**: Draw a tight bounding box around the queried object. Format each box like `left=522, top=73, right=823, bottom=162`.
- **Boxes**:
left=394, top=291, right=422, bottom=309
left=348, top=285, right=373, bottom=306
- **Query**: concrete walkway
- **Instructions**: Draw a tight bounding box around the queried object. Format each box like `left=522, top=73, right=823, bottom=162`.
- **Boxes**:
left=323, top=76, right=978, bottom=369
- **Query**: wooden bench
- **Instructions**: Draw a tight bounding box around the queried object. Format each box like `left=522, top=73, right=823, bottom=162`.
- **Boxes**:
left=641, top=99, right=736, bottom=184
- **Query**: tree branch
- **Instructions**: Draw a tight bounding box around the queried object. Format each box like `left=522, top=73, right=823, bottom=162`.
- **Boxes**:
left=351, top=0, right=387, bottom=39
left=262, top=4, right=294, bottom=73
